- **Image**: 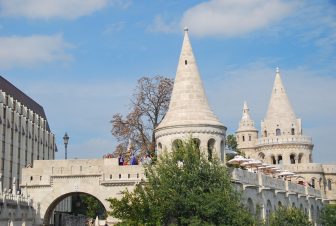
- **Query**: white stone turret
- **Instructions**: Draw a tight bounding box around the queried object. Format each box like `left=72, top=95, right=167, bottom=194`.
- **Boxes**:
left=261, top=67, right=301, bottom=138
left=155, top=28, right=226, bottom=161
left=236, top=101, right=258, bottom=158
left=257, top=68, right=313, bottom=165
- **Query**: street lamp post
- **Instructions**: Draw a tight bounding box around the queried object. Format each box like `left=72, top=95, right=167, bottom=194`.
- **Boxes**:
left=63, top=133, right=69, bottom=160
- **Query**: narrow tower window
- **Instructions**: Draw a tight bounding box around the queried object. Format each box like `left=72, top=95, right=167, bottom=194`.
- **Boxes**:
left=276, top=128, right=281, bottom=136
left=242, top=136, right=245, bottom=142
left=291, top=128, right=295, bottom=135
left=185, top=60, right=188, bottom=65
left=264, top=130, right=267, bottom=137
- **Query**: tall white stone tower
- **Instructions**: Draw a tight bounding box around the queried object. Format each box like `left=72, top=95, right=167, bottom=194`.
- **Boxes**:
left=236, top=101, right=258, bottom=158
left=155, top=28, right=226, bottom=161
left=257, top=68, right=313, bottom=164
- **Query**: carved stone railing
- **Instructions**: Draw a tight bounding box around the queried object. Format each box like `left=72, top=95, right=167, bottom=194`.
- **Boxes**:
left=257, top=135, right=312, bottom=146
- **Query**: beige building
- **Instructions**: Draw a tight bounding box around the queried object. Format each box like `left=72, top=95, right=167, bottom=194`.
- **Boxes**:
left=0, top=76, right=56, bottom=191
left=236, top=68, right=336, bottom=203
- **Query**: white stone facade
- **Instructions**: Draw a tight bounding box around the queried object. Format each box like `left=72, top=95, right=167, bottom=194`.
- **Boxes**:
left=235, top=69, right=336, bottom=203
left=0, top=76, right=56, bottom=192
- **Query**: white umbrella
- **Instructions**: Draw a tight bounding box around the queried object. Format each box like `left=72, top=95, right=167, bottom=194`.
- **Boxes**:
left=227, top=155, right=249, bottom=165
left=278, top=171, right=295, bottom=177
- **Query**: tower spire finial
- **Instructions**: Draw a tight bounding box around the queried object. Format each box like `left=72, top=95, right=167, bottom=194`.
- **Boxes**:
left=184, top=27, right=189, bottom=32
left=276, top=66, right=280, bottom=74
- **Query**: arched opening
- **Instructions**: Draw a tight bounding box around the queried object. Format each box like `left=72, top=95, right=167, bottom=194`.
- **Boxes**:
left=290, top=154, right=296, bottom=164
left=327, top=179, right=332, bottom=190
left=311, top=178, right=316, bottom=188
left=172, top=139, right=183, bottom=150
left=192, top=138, right=200, bottom=149
left=292, top=202, right=296, bottom=208
left=43, top=192, right=107, bottom=226
left=309, top=154, right=312, bottom=163
left=264, top=130, right=267, bottom=137
left=242, top=135, right=245, bottom=142
left=277, top=155, right=283, bottom=164
left=300, top=204, right=303, bottom=211
left=266, top=200, right=272, bottom=224
left=276, top=128, right=281, bottom=136
left=248, top=135, right=251, bottom=141
left=278, top=201, right=282, bottom=208
left=271, top=155, right=276, bottom=165
left=291, top=128, right=295, bottom=135
left=298, top=153, right=303, bottom=163
left=247, top=198, right=254, bottom=214
left=207, top=139, right=215, bottom=161
left=220, top=140, right=225, bottom=162
left=258, top=152, right=265, bottom=160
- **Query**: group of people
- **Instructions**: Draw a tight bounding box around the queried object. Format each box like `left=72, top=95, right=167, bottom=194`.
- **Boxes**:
left=118, top=154, right=152, bottom=166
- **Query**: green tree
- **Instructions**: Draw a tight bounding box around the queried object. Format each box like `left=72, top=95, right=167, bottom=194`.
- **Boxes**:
left=319, top=204, right=336, bottom=226
left=226, top=134, right=238, bottom=152
left=82, top=195, right=106, bottom=219
left=269, top=207, right=311, bottom=226
left=107, top=139, right=255, bottom=226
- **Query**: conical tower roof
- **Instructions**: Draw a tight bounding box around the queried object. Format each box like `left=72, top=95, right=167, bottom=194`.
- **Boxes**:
left=156, top=28, right=224, bottom=130
left=265, top=68, right=296, bottom=122
left=237, top=101, right=257, bottom=132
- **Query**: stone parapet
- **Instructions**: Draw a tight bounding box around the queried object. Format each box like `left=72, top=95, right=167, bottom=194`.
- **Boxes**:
left=257, top=135, right=312, bottom=146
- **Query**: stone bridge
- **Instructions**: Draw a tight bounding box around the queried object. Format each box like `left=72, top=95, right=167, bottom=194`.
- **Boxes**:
left=20, top=159, right=144, bottom=226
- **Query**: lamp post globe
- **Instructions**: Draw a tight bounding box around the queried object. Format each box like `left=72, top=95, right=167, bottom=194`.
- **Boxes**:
left=63, top=132, right=69, bottom=159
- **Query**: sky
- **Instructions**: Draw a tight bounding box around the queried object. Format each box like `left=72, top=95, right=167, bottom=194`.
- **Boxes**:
left=0, top=0, right=335, bottom=163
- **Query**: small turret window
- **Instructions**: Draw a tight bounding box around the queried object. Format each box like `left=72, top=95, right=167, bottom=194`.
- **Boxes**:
left=249, top=135, right=251, bottom=141
left=327, top=179, right=332, bottom=190
left=264, top=130, right=267, bottom=137
left=242, top=135, right=245, bottom=142
left=185, top=60, right=188, bottom=65
left=291, top=128, right=295, bottom=135
left=276, top=128, right=281, bottom=136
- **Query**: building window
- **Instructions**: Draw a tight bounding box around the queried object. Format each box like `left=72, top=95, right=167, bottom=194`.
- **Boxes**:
left=110, top=175, right=112, bottom=179
left=242, top=135, right=245, bottom=142
left=311, top=178, right=315, bottom=188
left=128, top=174, right=130, bottom=179
left=185, top=60, right=188, bottom=65
left=119, top=174, right=121, bottom=179
left=264, top=130, right=267, bottom=137
left=291, top=128, right=295, bottom=135
left=207, top=139, right=215, bottom=161
left=271, top=155, right=276, bottom=164
left=276, top=128, right=281, bottom=136
left=249, top=135, right=251, bottom=141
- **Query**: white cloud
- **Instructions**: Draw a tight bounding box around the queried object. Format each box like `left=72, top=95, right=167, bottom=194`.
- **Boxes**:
left=180, top=0, right=295, bottom=37
left=148, top=15, right=178, bottom=34
left=205, top=64, right=336, bottom=163
left=0, top=34, right=72, bottom=69
left=0, top=0, right=131, bottom=19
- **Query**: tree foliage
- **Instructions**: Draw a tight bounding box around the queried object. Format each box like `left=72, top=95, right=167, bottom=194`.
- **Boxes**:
left=107, top=139, right=255, bottom=226
left=319, top=204, right=336, bottom=226
left=226, top=134, right=238, bottom=152
left=111, top=76, right=173, bottom=158
left=269, top=207, right=311, bottom=226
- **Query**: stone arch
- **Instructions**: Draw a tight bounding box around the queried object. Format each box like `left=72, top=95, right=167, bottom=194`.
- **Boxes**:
left=310, top=204, right=314, bottom=222
left=327, top=178, right=332, bottom=190
left=172, top=139, right=183, bottom=150
left=220, top=140, right=225, bottom=162
left=207, top=138, right=216, bottom=161
left=278, top=201, right=282, bottom=208
left=290, top=153, right=296, bottom=164
left=271, top=155, right=276, bottom=165
left=258, top=152, right=265, bottom=160
left=247, top=198, right=254, bottom=214
left=277, top=155, right=283, bottom=164
left=311, top=177, right=316, bottom=188
left=298, top=153, right=303, bottom=163
left=43, top=191, right=107, bottom=225
left=266, top=200, right=272, bottom=224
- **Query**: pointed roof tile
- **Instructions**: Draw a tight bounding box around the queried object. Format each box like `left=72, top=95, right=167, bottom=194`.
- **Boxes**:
left=157, top=28, right=224, bottom=129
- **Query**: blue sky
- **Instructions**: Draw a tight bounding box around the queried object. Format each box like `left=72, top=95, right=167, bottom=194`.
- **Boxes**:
left=0, top=0, right=335, bottom=163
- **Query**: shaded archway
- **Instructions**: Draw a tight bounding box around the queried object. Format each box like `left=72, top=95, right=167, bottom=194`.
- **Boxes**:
left=207, top=138, right=215, bottom=161
left=43, top=192, right=107, bottom=226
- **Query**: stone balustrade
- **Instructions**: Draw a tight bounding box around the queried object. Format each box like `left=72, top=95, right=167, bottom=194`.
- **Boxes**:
left=257, top=135, right=312, bottom=146
left=230, top=168, right=321, bottom=198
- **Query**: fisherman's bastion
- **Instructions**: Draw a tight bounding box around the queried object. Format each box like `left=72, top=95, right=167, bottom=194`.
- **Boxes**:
left=0, top=28, right=335, bottom=225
